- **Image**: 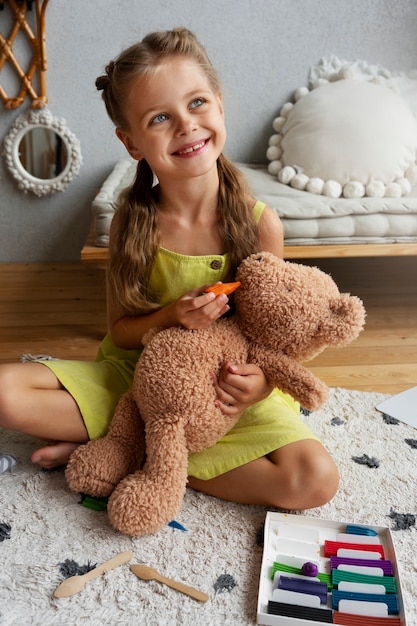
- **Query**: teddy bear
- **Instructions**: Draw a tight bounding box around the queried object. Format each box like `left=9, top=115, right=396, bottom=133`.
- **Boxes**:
left=65, top=252, right=365, bottom=536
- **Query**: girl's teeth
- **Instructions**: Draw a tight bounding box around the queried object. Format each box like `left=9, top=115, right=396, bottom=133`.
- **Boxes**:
left=178, top=142, right=204, bottom=154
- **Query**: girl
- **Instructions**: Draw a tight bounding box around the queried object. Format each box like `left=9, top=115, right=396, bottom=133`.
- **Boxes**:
left=0, top=27, right=338, bottom=509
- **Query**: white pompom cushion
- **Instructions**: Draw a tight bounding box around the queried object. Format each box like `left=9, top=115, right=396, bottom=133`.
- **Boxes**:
left=267, top=79, right=417, bottom=198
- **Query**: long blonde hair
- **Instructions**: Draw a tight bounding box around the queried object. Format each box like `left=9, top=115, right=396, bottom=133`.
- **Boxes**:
left=96, top=27, right=258, bottom=314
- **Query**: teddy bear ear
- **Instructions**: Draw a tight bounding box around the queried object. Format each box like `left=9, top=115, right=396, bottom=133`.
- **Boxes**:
left=325, top=294, right=366, bottom=345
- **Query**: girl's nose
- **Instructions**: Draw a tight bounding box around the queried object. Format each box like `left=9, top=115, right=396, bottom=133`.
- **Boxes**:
left=175, top=113, right=197, bottom=136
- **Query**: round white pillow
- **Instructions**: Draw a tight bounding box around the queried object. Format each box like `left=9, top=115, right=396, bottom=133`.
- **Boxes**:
left=267, top=79, right=417, bottom=198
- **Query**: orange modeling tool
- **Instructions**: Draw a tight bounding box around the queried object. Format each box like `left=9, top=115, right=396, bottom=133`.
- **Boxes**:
left=205, top=281, right=241, bottom=296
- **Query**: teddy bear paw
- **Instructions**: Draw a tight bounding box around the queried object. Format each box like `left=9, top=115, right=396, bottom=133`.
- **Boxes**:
left=65, top=440, right=138, bottom=497
left=107, top=471, right=184, bottom=536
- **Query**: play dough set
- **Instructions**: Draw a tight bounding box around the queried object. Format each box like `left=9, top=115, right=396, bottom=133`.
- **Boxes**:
left=257, top=512, right=407, bottom=625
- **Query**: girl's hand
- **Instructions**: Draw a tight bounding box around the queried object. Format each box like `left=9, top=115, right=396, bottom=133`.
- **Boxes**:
left=211, top=361, right=274, bottom=415
left=175, top=285, right=230, bottom=330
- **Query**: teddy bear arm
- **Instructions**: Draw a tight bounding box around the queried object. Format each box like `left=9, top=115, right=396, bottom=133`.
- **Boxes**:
left=251, top=347, right=328, bottom=411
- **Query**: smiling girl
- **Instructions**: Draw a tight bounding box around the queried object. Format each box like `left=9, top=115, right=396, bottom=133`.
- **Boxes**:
left=0, top=27, right=338, bottom=510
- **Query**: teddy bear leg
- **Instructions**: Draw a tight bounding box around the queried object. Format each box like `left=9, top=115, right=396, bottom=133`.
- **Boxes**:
left=65, top=391, right=145, bottom=497
left=107, top=423, right=189, bottom=536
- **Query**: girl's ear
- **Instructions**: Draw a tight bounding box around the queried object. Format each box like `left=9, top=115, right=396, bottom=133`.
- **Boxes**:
left=217, top=92, right=223, bottom=104
left=216, top=93, right=224, bottom=117
left=115, top=128, right=142, bottom=160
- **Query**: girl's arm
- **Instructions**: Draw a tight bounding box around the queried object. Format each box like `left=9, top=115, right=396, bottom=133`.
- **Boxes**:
left=107, top=284, right=229, bottom=350
left=257, top=204, right=284, bottom=258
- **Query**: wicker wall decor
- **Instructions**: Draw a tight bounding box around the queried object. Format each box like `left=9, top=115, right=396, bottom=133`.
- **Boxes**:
left=0, top=0, right=50, bottom=109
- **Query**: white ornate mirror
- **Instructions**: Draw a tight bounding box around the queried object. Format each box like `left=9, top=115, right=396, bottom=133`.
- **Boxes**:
left=2, top=108, right=82, bottom=196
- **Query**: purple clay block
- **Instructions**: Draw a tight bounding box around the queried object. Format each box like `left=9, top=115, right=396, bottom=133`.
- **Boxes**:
left=330, top=556, right=393, bottom=576
left=278, top=576, right=328, bottom=604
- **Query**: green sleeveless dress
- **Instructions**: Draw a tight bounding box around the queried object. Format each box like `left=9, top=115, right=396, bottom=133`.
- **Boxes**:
left=41, top=201, right=318, bottom=479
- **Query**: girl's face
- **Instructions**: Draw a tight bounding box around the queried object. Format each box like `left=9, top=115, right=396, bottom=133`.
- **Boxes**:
left=116, top=57, right=226, bottom=183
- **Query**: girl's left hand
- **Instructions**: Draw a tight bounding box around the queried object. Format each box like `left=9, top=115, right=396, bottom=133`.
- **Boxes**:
left=211, top=361, right=273, bottom=415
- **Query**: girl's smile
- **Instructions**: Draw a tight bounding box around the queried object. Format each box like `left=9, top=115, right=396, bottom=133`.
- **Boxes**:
left=174, top=139, right=208, bottom=157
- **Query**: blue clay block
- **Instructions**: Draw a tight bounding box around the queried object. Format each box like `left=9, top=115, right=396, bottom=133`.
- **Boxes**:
left=278, top=576, right=328, bottom=604
left=346, top=524, right=378, bottom=537
left=332, top=589, right=399, bottom=614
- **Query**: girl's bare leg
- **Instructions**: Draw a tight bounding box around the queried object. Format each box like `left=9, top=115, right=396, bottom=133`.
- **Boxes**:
left=187, top=439, right=339, bottom=510
left=0, top=362, right=89, bottom=469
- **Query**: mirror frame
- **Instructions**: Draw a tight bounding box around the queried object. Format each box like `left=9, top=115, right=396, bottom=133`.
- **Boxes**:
left=2, top=108, right=82, bottom=196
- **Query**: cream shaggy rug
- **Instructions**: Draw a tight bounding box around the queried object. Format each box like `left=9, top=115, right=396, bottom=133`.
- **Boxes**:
left=0, top=387, right=416, bottom=626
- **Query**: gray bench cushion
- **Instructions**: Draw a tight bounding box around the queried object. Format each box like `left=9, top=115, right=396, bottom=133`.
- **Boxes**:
left=92, top=159, right=417, bottom=247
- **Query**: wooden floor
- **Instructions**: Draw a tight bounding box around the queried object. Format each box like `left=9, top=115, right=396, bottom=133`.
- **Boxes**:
left=0, top=257, right=416, bottom=394
left=0, top=263, right=108, bottom=364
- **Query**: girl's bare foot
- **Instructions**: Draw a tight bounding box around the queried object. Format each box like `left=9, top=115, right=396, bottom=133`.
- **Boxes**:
left=31, top=441, right=80, bottom=469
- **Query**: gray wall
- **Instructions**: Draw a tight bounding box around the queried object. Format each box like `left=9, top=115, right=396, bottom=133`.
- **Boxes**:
left=1, top=0, right=416, bottom=262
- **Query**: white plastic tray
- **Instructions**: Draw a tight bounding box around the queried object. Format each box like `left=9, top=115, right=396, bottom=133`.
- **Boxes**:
left=257, top=512, right=407, bottom=625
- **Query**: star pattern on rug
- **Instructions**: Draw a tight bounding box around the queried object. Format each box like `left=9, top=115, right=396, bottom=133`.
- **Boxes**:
left=0, top=521, right=11, bottom=542
left=58, top=558, right=97, bottom=578
left=351, top=453, right=380, bottom=468
left=330, top=416, right=345, bottom=426
left=388, top=508, right=416, bottom=531
left=213, top=574, right=237, bottom=594
left=382, top=413, right=400, bottom=425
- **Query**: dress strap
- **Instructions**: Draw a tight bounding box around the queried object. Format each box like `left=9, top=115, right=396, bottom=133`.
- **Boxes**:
left=253, top=200, right=266, bottom=223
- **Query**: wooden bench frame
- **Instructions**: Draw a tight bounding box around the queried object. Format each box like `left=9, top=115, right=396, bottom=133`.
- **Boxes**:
left=81, top=242, right=417, bottom=269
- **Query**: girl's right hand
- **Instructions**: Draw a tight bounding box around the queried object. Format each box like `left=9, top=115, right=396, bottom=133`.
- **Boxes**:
left=109, top=283, right=229, bottom=350
left=175, top=285, right=230, bottom=330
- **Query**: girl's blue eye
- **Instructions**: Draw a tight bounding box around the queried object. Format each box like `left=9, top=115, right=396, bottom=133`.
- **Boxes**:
left=190, top=97, right=205, bottom=109
left=152, top=113, right=169, bottom=125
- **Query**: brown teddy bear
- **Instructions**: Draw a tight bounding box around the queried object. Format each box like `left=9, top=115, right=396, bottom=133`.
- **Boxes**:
left=65, top=252, right=365, bottom=536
